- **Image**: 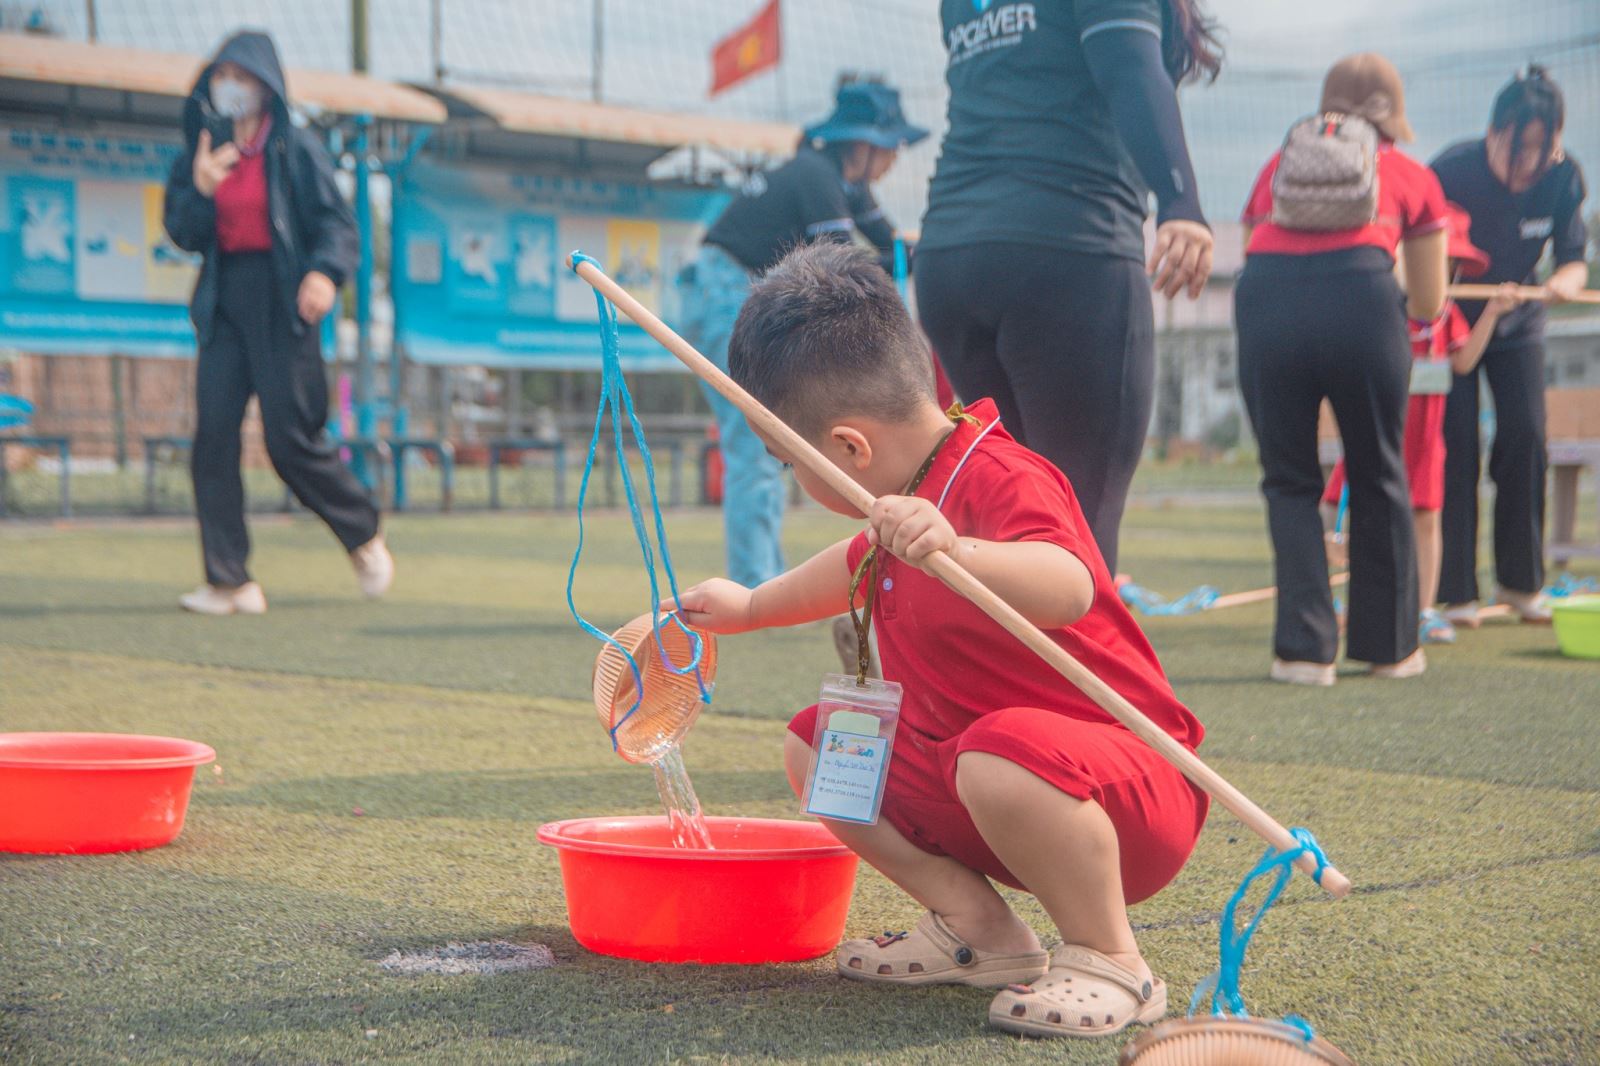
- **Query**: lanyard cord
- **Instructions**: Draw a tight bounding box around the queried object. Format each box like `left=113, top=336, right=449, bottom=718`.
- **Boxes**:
left=845, top=405, right=980, bottom=686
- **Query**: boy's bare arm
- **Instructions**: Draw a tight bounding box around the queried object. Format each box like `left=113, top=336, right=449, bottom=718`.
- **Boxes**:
left=670, top=539, right=855, bottom=634
left=870, top=496, right=1094, bottom=630
left=1452, top=284, right=1521, bottom=375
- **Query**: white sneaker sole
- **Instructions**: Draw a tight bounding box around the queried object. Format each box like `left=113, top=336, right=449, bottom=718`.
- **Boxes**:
left=1270, top=660, right=1336, bottom=687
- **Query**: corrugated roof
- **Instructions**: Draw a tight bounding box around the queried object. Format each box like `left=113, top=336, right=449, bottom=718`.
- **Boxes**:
left=0, top=33, right=446, bottom=124
left=430, top=83, right=797, bottom=155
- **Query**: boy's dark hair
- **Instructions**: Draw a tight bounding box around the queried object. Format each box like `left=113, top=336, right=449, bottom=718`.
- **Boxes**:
left=1491, top=65, right=1565, bottom=176
left=728, top=242, right=934, bottom=439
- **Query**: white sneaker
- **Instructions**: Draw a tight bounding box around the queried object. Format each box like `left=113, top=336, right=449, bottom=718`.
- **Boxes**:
left=1270, top=659, right=1336, bottom=687
left=1494, top=586, right=1552, bottom=625
left=179, top=582, right=267, bottom=616
left=1371, top=649, right=1427, bottom=679
left=350, top=534, right=394, bottom=599
left=1442, top=601, right=1481, bottom=629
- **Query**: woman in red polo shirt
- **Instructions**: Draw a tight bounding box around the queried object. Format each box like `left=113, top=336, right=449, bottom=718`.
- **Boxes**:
left=1234, top=53, right=1448, bottom=686
left=164, top=31, right=391, bottom=615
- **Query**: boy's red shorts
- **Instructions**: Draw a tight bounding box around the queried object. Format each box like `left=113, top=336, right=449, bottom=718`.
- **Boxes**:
left=789, top=704, right=1209, bottom=905
left=1322, top=393, right=1447, bottom=512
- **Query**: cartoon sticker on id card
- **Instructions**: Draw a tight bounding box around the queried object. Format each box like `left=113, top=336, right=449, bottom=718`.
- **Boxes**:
left=803, top=676, right=902, bottom=825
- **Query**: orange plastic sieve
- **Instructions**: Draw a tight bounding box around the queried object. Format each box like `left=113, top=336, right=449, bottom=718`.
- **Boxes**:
left=592, top=613, right=717, bottom=764
left=1120, top=1017, right=1355, bottom=1066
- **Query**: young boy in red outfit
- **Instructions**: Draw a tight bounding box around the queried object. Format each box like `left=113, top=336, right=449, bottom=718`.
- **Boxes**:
left=670, top=243, right=1208, bottom=1041
left=1322, top=205, right=1521, bottom=643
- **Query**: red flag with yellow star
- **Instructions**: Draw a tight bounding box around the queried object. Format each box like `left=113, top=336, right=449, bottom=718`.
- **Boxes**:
left=710, top=0, right=781, bottom=96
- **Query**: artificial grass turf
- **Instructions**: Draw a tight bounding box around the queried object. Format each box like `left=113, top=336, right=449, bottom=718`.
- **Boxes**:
left=2, top=506, right=1598, bottom=1065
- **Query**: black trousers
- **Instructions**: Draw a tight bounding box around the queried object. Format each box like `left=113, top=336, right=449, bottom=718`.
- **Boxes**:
left=1438, top=339, right=1546, bottom=603
left=916, top=243, right=1155, bottom=574
left=1235, top=249, right=1417, bottom=666
left=193, top=252, right=378, bottom=587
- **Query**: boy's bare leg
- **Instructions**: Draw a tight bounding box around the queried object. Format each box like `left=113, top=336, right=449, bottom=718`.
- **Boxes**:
left=954, top=751, right=1152, bottom=986
left=784, top=733, right=1040, bottom=955
left=1414, top=508, right=1442, bottom=611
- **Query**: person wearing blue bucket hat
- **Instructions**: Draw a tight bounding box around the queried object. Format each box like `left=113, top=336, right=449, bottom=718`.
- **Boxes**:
left=682, top=76, right=927, bottom=590
left=917, top=0, right=1222, bottom=576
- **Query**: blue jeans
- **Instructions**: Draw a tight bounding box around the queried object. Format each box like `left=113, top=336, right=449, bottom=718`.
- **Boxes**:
left=679, top=244, right=786, bottom=588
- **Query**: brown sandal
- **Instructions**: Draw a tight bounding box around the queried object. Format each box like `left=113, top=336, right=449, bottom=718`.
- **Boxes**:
left=988, top=945, right=1167, bottom=1039
left=836, top=912, right=1049, bottom=988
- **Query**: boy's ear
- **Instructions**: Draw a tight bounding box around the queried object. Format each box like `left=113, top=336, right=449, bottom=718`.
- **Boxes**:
left=829, top=424, right=873, bottom=469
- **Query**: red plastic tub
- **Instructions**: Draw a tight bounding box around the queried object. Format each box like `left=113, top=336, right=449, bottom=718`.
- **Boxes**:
left=537, top=815, right=858, bottom=964
left=0, top=733, right=216, bottom=854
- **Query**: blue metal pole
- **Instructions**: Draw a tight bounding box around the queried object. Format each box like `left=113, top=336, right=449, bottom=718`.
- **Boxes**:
left=353, top=114, right=377, bottom=491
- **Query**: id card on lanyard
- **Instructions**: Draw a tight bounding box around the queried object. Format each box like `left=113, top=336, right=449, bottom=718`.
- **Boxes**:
left=802, top=674, right=902, bottom=825
left=1410, top=357, right=1453, bottom=395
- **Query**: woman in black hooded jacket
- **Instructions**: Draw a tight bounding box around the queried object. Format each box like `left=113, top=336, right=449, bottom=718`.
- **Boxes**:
left=164, top=30, right=392, bottom=615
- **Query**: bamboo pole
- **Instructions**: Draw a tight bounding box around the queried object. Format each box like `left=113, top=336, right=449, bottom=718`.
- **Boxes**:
left=1448, top=283, right=1600, bottom=305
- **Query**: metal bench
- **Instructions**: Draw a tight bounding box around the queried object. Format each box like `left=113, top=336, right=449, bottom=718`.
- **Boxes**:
left=0, top=435, right=71, bottom=517
left=142, top=436, right=390, bottom=515
left=389, top=438, right=455, bottom=513
left=487, top=439, right=567, bottom=510
left=142, top=436, right=298, bottom=515
left=597, top=437, right=687, bottom=509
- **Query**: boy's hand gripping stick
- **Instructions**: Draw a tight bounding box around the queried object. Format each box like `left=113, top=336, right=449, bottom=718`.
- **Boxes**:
left=568, top=254, right=1353, bottom=899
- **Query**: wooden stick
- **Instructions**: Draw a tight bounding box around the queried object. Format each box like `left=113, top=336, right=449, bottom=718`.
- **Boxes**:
left=1210, top=572, right=1350, bottom=612
left=569, top=254, right=1352, bottom=899
left=1448, top=283, right=1600, bottom=305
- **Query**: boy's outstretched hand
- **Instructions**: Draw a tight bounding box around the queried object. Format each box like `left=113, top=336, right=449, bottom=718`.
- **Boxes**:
left=665, top=579, right=757, bottom=634
left=869, top=495, right=957, bottom=571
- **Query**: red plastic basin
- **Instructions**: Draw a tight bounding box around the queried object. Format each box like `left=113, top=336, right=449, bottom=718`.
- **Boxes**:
left=537, top=815, right=858, bottom=964
left=0, top=733, right=215, bottom=854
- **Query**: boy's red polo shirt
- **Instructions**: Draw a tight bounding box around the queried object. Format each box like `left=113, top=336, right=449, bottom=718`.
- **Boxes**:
left=845, top=398, right=1203, bottom=752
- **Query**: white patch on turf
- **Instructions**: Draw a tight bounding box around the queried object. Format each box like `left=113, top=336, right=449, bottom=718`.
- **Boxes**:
left=377, top=940, right=555, bottom=976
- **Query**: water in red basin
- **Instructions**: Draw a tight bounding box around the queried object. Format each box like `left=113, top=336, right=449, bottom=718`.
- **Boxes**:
left=537, top=815, right=859, bottom=963
left=0, top=733, right=216, bottom=854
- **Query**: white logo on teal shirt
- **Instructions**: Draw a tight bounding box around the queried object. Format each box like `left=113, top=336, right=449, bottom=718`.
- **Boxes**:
left=949, top=2, right=1038, bottom=62
left=1519, top=217, right=1554, bottom=239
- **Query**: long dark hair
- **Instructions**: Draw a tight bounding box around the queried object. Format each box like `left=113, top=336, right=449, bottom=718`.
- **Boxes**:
left=1491, top=64, right=1565, bottom=175
left=1162, top=0, right=1224, bottom=85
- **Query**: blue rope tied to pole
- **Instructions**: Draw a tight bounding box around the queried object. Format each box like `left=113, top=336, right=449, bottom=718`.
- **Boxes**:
left=565, top=252, right=711, bottom=752
left=1118, top=581, right=1221, bottom=617
left=892, top=236, right=910, bottom=302
left=1188, top=827, right=1329, bottom=1042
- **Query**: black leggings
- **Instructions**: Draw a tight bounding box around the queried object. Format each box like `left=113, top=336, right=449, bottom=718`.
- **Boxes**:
left=1439, top=339, right=1547, bottom=603
left=1235, top=249, right=1417, bottom=666
left=193, top=252, right=378, bottom=587
left=915, top=243, right=1154, bottom=573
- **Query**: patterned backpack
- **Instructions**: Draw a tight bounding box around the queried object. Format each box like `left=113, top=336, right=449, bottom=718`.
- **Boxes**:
left=1271, top=113, right=1380, bottom=231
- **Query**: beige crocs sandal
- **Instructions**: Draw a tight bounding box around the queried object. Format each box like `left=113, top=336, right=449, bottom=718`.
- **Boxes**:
left=836, top=912, right=1049, bottom=988
left=988, top=944, right=1167, bottom=1039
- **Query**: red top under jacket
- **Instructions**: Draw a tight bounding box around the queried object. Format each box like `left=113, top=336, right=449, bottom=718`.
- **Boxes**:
left=214, top=117, right=274, bottom=254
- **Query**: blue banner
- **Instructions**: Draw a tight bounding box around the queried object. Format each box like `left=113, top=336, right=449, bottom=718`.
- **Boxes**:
left=0, top=125, right=200, bottom=357
left=390, top=158, right=728, bottom=369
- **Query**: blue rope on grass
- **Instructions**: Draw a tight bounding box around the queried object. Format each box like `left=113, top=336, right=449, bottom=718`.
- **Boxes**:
left=565, top=252, right=711, bottom=751
left=1188, top=827, right=1329, bottom=1041
left=1118, top=581, right=1220, bottom=616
